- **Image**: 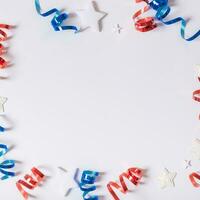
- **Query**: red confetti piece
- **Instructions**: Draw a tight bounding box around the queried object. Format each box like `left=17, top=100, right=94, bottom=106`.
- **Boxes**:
left=16, top=167, right=45, bottom=200
left=189, top=172, right=200, bottom=188
left=133, top=0, right=157, bottom=32
left=107, top=167, right=143, bottom=200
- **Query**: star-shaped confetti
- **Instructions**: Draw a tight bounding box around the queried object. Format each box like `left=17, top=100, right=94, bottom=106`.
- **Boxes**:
left=0, top=97, right=7, bottom=113
left=78, top=1, right=107, bottom=32
left=113, top=24, right=123, bottom=34
left=191, top=139, right=200, bottom=160
left=184, top=160, right=192, bottom=169
left=158, top=168, right=177, bottom=189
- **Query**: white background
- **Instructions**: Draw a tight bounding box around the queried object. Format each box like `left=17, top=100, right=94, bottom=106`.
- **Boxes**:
left=0, top=0, right=200, bottom=199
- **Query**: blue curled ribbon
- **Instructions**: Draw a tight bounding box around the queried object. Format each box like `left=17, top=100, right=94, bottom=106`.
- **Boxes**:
left=148, top=0, right=200, bottom=41
left=79, top=170, right=99, bottom=200
left=35, top=0, right=79, bottom=32
left=0, top=126, right=5, bottom=133
left=0, top=144, right=15, bottom=180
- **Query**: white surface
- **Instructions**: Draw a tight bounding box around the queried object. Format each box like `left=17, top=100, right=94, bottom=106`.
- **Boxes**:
left=0, top=0, right=200, bottom=199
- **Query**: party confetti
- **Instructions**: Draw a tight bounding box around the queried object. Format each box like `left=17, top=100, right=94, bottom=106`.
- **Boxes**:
left=79, top=170, right=99, bottom=200
left=35, top=0, right=78, bottom=32
left=0, top=125, right=5, bottom=133
left=0, top=97, right=7, bottom=113
left=16, top=167, right=45, bottom=200
left=113, top=24, right=123, bottom=34
left=189, top=172, right=200, bottom=188
left=184, top=160, right=192, bottom=169
left=158, top=168, right=177, bottom=189
left=133, top=0, right=200, bottom=41
left=107, top=167, right=143, bottom=200
left=0, top=24, right=11, bottom=69
left=78, top=1, right=107, bottom=32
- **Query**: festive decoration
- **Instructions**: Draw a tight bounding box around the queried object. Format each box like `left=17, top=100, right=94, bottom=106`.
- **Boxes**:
left=0, top=125, right=5, bottom=132
left=189, top=172, right=200, bottom=188
left=107, top=167, right=143, bottom=200
left=0, top=24, right=11, bottom=69
left=78, top=1, right=107, bottom=32
left=16, top=167, right=45, bottom=200
left=35, top=0, right=78, bottom=32
left=0, top=97, right=7, bottom=113
left=158, top=168, right=177, bottom=189
left=133, top=0, right=200, bottom=41
left=184, top=160, right=192, bottom=169
left=79, top=170, right=99, bottom=200
left=113, top=24, right=123, bottom=34
left=193, top=70, right=200, bottom=119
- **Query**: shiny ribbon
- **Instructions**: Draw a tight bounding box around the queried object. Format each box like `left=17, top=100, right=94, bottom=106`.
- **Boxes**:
left=35, top=0, right=78, bottom=32
left=193, top=76, right=200, bottom=119
left=0, top=126, right=5, bottom=132
left=189, top=172, right=200, bottom=187
left=0, top=24, right=11, bottom=68
left=0, top=144, right=15, bottom=180
left=133, top=0, right=200, bottom=41
left=16, top=167, right=45, bottom=200
left=107, top=167, right=143, bottom=200
left=79, top=170, right=99, bottom=200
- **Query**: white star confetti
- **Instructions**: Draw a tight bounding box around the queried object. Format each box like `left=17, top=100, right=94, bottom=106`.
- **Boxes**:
left=158, top=168, right=177, bottom=189
left=0, top=97, right=7, bottom=113
left=184, top=160, right=192, bottom=169
left=191, top=139, right=200, bottom=160
left=78, top=1, right=107, bottom=32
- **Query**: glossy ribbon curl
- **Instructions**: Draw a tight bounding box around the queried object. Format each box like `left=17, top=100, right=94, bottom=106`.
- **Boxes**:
left=0, top=144, right=15, bottom=180
left=189, top=172, right=200, bottom=187
left=16, top=167, right=45, bottom=200
left=0, top=126, right=5, bottom=132
left=107, top=168, right=143, bottom=200
left=79, top=170, right=99, bottom=200
left=133, top=0, right=200, bottom=41
left=0, top=24, right=11, bottom=68
left=35, top=0, right=78, bottom=32
left=193, top=76, right=200, bottom=119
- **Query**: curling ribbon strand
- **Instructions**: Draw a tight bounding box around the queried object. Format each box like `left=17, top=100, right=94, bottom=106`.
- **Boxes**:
left=193, top=74, right=200, bottom=119
left=79, top=170, right=99, bottom=200
left=189, top=172, right=200, bottom=188
left=16, top=167, right=45, bottom=200
left=107, top=167, right=143, bottom=200
left=0, top=24, right=11, bottom=68
left=35, top=0, right=78, bottom=32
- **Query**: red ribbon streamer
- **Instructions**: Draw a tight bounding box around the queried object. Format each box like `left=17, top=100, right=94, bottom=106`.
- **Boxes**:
left=189, top=172, right=200, bottom=188
left=133, top=0, right=157, bottom=32
left=16, top=167, right=45, bottom=200
left=107, top=167, right=143, bottom=200
left=0, top=24, right=11, bottom=69
left=193, top=76, right=200, bottom=119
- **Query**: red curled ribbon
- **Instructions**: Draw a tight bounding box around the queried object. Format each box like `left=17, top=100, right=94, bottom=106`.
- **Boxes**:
left=133, top=0, right=157, bottom=32
left=107, top=167, right=143, bottom=200
left=189, top=172, right=200, bottom=188
left=16, top=167, right=45, bottom=200
left=0, top=24, right=12, bottom=69
left=193, top=76, right=200, bottom=119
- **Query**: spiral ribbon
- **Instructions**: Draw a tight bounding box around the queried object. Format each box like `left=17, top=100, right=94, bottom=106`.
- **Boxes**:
left=189, top=172, right=200, bottom=187
left=0, top=144, right=15, bottom=180
left=79, top=170, right=99, bottom=200
left=16, top=167, right=45, bottom=200
left=107, top=167, right=143, bottom=200
left=35, top=0, right=78, bottom=32
left=193, top=75, right=200, bottom=119
left=133, top=0, right=200, bottom=41
left=0, top=24, right=11, bottom=68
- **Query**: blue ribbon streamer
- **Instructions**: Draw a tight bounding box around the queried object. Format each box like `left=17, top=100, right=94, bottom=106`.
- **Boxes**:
left=0, top=126, right=5, bottom=133
left=35, top=0, right=79, bottom=32
left=149, top=0, right=200, bottom=41
left=0, top=144, right=15, bottom=180
left=79, top=170, right=99, bottom=200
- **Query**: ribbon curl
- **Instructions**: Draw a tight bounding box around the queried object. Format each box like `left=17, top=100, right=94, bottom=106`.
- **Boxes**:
left=193, top=74, right=200, bottom=119
left=0, top=144, right=15, bottom=180
left=0, top=126, right=5, bottom=132
left=107, top=167, right=143, bottom=200
left=35, top=0, right=79, bottom=32
left=189, top=172, right=200, bottom=188
left=133, top=0, right=200, bottom=41
left=79, top=170, right=99, bottom=200
left=16, top=167, right=45, bottom=200
left=0, top=24, right=11, bottom=68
